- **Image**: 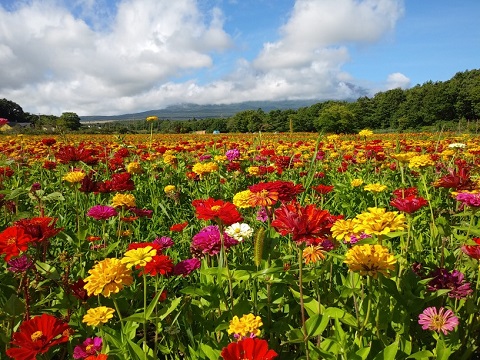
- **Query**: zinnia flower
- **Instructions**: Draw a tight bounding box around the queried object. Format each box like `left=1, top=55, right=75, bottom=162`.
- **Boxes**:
left=85, top=355, right=108, bottom=360
left=221, top=338, right=278, bottom=360
left=63, top=171, right=86, bottom=183
left=271, top=202, right=337, bottom=245
left=344, top=244, right=396, bottom=278
left=82, top=307, right=115, bottom=327
left=140, top=254, right=174, bottom=276
left=87, top=205, right=118, bottom=220
left=121, top=246, right=157, bottom=268
left=358, top=129, right=374, bottom=137
left=111, top=193, right=136, bottom=208
left=418, top=307, right=459, bottom=335
left=390, top=196, right=428, bottom=213
left=456, top=192, right=480, bottom=207
left=461, top=238, right=480, bottom=259
left=83, top=258, right=133, bottom=297
left=73, top=337, right=102, bottom=359
left=225, top=223, right=253, bottom=242
left=303, top=245, right=325, bottom=264
left=146, top=116, right=158, bottom=122
left=192, top=198, right=243, bottom=226
left=153, top=236, right=174, bottom=250
left=408, top=155, right=435, bottom=169
left=164, top=185, right=176, bottom=194
left=225, top=148, right=240, bottom=161
left=426, top=268, right=472, bottom=299
left=353, top=207, right=406, bottom=236
left=126, top=162, right=143, bottom=174
left=228, top=314, right=263, bottom=338
left=363, top=183, right=388, bottom=193
left=331, top=219, right=358, bottom=242
left=7, top=255, right=33, bottom=273
left=173, top=258, right=201, bottom=277
left=190, top=225, right=238, bottom=257
left=6, top=313, right=71, bottom=360
left=351, top=179, right=364, bottom=187
left=0, top=226, right=33, bottom=261
left=233, top=190, right=253, bottom=209
left=14, top=217, right=63, bottom=243
left=170, top=221, right=188, bottom=232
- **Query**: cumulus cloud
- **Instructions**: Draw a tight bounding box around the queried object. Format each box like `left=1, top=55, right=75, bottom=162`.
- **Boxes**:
left=0, top=0, right=405, bottom=116
left=386, top=72, right=411, bottom=89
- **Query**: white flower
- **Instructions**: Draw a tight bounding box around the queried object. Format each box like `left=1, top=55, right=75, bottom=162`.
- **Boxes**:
left=448, top=143, right=466, bottom=149
left=225, top=223, right=253, bottom=242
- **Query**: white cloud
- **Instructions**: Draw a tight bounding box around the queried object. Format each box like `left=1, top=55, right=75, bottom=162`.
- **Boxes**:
left=0, top=0, right=405, bottom=116
left=386, top=72, right=411, bottom=89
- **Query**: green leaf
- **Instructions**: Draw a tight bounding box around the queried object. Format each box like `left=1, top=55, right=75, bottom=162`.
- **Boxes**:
left=3, top=294, right=25, bottom=317
left=35, top=260, right=60, bottom=280
left=305, top=314, right=329, bottom=337
left=200, top=343, right=221, bottom=360
left=145, top=286, right=165, bottom=320
left=372, top=340, right=399, bottom=360
left=406, top=350, right=434, bottom=359
left=324, top=307, right=358, bottom=328
left=126, top=339, right=149, bottom=360
left=356, top=347, right=371, bottom=360
left=157, top=297, right=182, bottom=321
left=43, top=192, right=65, bottom=201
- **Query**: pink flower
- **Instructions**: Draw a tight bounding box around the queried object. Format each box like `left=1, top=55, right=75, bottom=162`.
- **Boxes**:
left=190, top=225, right=238, bottom=257
left=418, top=307, right=459, bottom=335
left=174, top=258, right=201, bottom=276
left=86, top=205, right=118, bottom=220
left=73, top=337, right=103, bottom=359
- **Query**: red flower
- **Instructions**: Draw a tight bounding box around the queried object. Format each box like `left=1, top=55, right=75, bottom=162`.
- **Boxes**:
left=249, top=180, right=304, bottom=204
left=55, top=145, right=98, bottom=165
left=192, top=198, right=242, bottom=226
left=312, top=184, right=334, bottom=195
left=0, top=226, right=33, bottom=261
left=70, top=278, right=90, bottom=301
left=14, top=217, right=63, bottom=243
left=461, top=238, right=480, bottom=260
left=221, top=338, right=278, bottom=360
left=392, top=187, right=418, bottom=199
left=390, top=196, right=428, bottom=213
left=85, top=355, right=108, bottom=360
left=433, top=163, right=474, bottom=190
left=170, top=221, right=188, bottom=232
left=271, top=202, right=338, bottom=245
left=140, top=254, right=174, bottom=276
left=6, top=313, right=71, bottom=360
left=127, top=242, right=161, bottom=251
left=41, top=138, right=56, bottom=146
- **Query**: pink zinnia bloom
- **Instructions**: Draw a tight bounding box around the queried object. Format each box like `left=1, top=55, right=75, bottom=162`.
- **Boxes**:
left=190, top=225, right=238, bottom=257
left=87, top=205, right=118, bottom=220
left=174, top=258, right=201, bottom=277
left=73, top=337, right=102, bottom=359
left=456, top=192, right=480, bottom=207
left=418, top=307, right=459, bottom=335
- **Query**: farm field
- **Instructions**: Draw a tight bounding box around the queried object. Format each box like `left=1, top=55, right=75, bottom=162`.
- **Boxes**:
left=0, top=131, right=479, bottom=359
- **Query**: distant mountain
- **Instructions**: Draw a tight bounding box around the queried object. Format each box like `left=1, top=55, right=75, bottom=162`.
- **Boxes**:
left=80, top=99, right=326, bottom=122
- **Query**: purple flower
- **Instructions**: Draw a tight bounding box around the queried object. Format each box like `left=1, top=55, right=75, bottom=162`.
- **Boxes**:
left=153, top=236, right=174, bottom=250
left=418, top=307, right=459, bottom=335
left=73, top=337, right=102, bottom=359
left=86, top=205, right=117, bottom=220
left=199, top=154, right=212, bottom=161
left=426, top=268, right=473, bottom=299
left=7, top=255, right=33, bottom=273
left=30, top=183, right=42, bottom=192
left=256, top=207, right=268, bottom=222
left=174, top=258, right=201, bottom=277
left=226, top=148, right=240, bottom=161
left=190, top=225, right=238, bottom=257
left=129, top=207, right=153, bottom=218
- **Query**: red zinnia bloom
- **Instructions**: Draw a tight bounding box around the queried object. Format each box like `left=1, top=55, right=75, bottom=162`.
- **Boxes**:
left=461, top=238, right=480, bottom=260
left=312, top=184, right=334, bottom=195
left=249, top=180, right=304, bottom=205
left=42, top=161, right=57, bottom=170
left=70, top=278, right=90, bottom=301
left=192, top=198, right=243, bottom=226
left=127, top=242, right=161, bottom=252
left=271, top=202, right=338, bottom=245
left=0, top=226, right=33, bottom=261
left=14, top=217, right=63, bottom=243
left=85, top=355, right=108, bottom=360
left=170, top=221, right=188, bottom=232
left=41, top=138, right=56, bottom=147
left=221, top=338, right=278, bottom=360
left=390, top=196, right=428, bottom=213
left=392, top=187, right=418, bottom=199
left=6, top=313, right=71, bottom=360
left=140, top=254, right=174, bottom=276
left=55, top=145, right=98, bottom=165
left=433, top=164, right=474, bottom=190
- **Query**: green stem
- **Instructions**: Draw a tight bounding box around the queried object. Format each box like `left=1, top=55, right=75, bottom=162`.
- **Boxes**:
left=298, top=246, right=310, bottom=360
left=143, top=273, right=148, bottom=358
left=112, top=297, right=124, bottom=341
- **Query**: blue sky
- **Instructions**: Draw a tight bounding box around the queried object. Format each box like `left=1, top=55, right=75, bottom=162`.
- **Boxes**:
left=0, top=0, right=478, bottom=116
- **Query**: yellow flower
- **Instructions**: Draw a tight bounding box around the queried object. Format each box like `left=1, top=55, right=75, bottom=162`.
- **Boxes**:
left=146, top=116, right=158, bottom=122
left=192, top=162, right=218, bottom=177
left=351, top=178, right=364, bottom=187
left=121, top=246, right=157, bottom=268
left=126, top=161, right=143, bottom=174
left=353, top=207, right=406, bottom=236
left=331, top=218, right=359, bottom=241
left=358, top=129, right=374, bottom=137
left=303, top=245, right=325, bottom=264
left=163, top=154, right=177, bottom=166
left=327, top=134, right=339, bottom=142
left=363, top=183, right=388, bottom=193
left=214, top=155, right=227, bottom=162
left=111, top=193, right=136, bottom=208
left=408, top=154, right=435, bottom=169
left=233, top=190, right=253, bottom=208
left=391, top=152, right=417, bottom=164
left=344, top=244, right=396, bottom=278
left=247, top=166, right=260, bottom=175
left=83, top=258, right=133, bottom=297
left=164, top=185, right=176, bottom=194
left=83, top=306, right=115, bottom=327
left=227, top=313, right=263, bottom=337
left=63, top=171, right=86, bottom=183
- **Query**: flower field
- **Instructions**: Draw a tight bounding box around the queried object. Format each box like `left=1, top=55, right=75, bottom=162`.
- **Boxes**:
left=0, top=130, right=479, bottom=359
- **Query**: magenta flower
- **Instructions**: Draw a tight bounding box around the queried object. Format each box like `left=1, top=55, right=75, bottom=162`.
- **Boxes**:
left=418, top=307, right=459, bottom=335
left=0, top=118, right=8, bottom=126
left=7, top=255, right=33, bottom=273
left=256, top=207, right=268, bottom=222
left=190, top=225, right=238, bottom=257
left=73, top=337, right=102, bottom=359
left=86, top=205, right=118, bottom=220
left=426, top=268, right=472, bottom=299
left=174, top=258, right=201, bottom=276
left=226, top=148, right=240, bottom=161
left=153, top=236, right=174, bottom=250
left=129, top=207, right=153, bottom=218
left=456, top=192, right=480, bottom=207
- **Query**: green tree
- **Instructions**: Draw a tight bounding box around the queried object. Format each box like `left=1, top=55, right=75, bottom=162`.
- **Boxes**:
left=0, top=98, right=25, bottom=123
left=315, top=103, right=356, bottom=133
left=57, top=112, right=81, bottom=130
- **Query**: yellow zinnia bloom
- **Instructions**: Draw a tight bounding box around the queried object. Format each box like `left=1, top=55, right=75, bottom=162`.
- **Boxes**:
left=82, top=306, right=115, bottom=327
left=126, top=161, right=143, bottom=174
left=344, top=244, right=396, bottom=278
left=233, top=190, right=253, bottom=208
left=63, top=171, right=86, bottom=183
left=358, top=129, right=374, bottom=137
left=363, top=183, right=388, bottom=193
left=111, top=193, right=136, bottom=208
left=192, top=162, right=218, bottom=177
left=146, top=116, right=158, bottom=122
left=408, top=154, right=435, bottom=169
left=121, top=246, right=157, bottom=268
left=227, top=314, right=263, bottom=338
left=351, top=178, right=364, bottom=187
left=164, top=185, right=176, bottom=194
left=331, top=218, right=359, bottom=241
left=83, top=258, right=133, bottom=297
left=353, top=207, right=406, bottom=236
left=247, top=166, right=260, bottom=175
left=163, top=154, right=177, bottom=166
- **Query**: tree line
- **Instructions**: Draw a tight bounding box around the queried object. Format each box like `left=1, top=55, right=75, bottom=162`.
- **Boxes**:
left=1, top=69, right=479, bottom=134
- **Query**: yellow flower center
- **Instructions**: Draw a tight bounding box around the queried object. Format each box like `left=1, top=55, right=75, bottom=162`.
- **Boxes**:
left=431, top=314, right=446, bottom=329
left=86, top=344, right=93, bottom=352
left=31, top=330, right=43, bottom=341
left=6, top=237, right=16, bottom=245
left=211, top=205, right=221, bottom=212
